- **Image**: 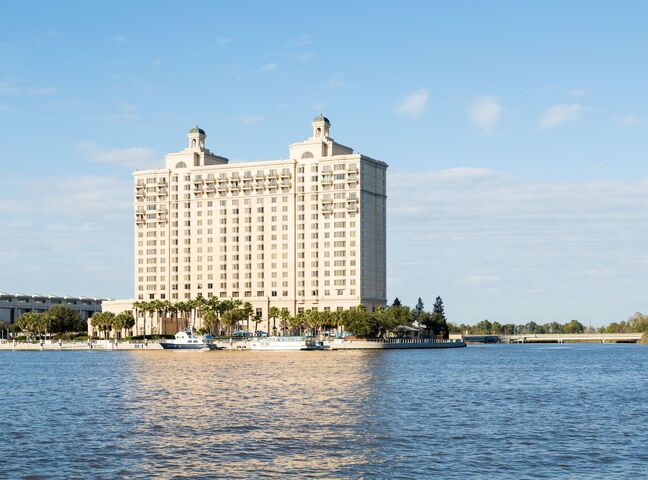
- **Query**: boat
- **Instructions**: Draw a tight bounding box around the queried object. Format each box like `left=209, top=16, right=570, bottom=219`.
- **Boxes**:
left=247, top=336, right=329, bottom=351
left=159, top=330, right=220, bottom=351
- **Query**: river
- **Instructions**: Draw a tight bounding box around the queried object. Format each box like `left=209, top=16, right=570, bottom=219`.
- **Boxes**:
left=1, top=344, right=647, bottom=479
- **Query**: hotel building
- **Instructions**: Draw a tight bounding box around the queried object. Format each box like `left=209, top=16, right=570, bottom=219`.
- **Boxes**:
left=105, top=116, right=387, bottom=333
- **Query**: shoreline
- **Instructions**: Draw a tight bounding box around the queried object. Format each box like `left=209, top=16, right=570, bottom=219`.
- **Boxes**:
left=0, top=338, right=466, bottom=351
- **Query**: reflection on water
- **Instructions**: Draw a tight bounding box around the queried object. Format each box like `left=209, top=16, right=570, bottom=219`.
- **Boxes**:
left=2, top=345, right=648, bottom=479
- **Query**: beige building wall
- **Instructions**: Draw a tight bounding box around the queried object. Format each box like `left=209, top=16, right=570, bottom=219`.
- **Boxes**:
left=127, top=116, right=387, bottom=334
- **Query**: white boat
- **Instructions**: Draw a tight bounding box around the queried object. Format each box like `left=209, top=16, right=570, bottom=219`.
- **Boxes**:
left=248, top=336, right=328, bottom=351
left=160, top=330, right=220, bottom=351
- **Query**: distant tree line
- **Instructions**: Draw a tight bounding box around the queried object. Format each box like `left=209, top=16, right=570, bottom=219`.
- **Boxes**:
left=451, top=312, right=648, bottom=336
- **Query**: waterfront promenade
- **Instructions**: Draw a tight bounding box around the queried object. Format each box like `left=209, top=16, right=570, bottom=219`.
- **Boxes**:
left=0, top=337, right=465, bottom=351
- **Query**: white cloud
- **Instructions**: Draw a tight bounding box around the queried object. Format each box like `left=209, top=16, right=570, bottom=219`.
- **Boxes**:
left=322, top=75, right=346, bottom=88
left=295, top=34, right=312, bottom=45
left=0, top=82, right=59, bottom=96
left=388, top=168, right=648, bottom=324
left=113, top=34, right=127, bottom=44
left=463, top=276, right=500, bottom=286
left=76, top=141, right=159, bottom=169
left=396, top=89, right=429, bottom=118
left=294, top=52, right=314, bottom=62
left=539, top=103, right=581, bottom=128
left=469, top=95, right=502, bottom=132
left=567, top=88, right=590, bottom=97
left=239, top=114, right=264, bottom=125
left=0, top=175, right=133, bottom=297
left=259, top=62, right=278, bottom=72
left=613, top=115, right=641, bottom=126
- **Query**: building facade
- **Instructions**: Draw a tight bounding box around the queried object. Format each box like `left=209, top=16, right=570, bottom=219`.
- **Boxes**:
left=0, top=292, right=104, bottom=324
left=106, top=116, right=386, bottom=333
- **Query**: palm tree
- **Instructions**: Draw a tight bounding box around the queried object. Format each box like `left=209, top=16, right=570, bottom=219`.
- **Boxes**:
left=207, top=297, right=221, bottom=335
left=132, top=300, right=142, bottom=336
left=150, top=300, right=164, bottom=338
left=176, top=301, right=191, bottom=330
left=279, top=308, right=290, bottom=336
left=242, top=301, right=253, bottom=332
left=217, top=299, right=233, bottom=335
left=166, top=302, right=178, bottom=334
left=137, top=301, right=151, bottom=338
left=268, top=306, right=280, bottom=336
left=193, top=295, right=207, bottom=330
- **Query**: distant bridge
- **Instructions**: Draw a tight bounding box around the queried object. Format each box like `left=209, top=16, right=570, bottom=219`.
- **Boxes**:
left=481, top=333, right=643, bottom=344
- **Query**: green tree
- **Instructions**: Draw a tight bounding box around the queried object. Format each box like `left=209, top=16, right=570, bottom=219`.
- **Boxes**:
left=628, top=312, right=648, bottom=333
left=268, top=306, right=280, bottom=335
left=563, top=319, right=585, bottom=334
left=411, top=297, right=424, bottom=326
left=48, top=304, right=83, bottom=334
left=116, top=311, right=135, bottom=337
left=279, top=308, right=290, bottom=336
left=90, top=312, right=115, bottom=339
left=342, top=305, right=378, bottom=337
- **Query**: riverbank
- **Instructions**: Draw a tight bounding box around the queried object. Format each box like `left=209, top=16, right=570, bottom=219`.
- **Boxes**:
left=0, top=337, right=465, bottom=351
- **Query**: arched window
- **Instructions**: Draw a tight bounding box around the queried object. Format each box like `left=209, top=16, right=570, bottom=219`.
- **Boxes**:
left=301, top=152, right=314, bottom=159
left=316, top=127, right=322, bottom=136
left=191, top=139, right=196, bottom=148
left=175, top=161, right=187, bottom=169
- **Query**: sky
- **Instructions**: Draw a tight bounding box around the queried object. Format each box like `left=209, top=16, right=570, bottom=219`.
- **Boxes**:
left=1, top=1, right=648, bottom=326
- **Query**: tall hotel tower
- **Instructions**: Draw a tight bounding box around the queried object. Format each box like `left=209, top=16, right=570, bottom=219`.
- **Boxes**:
left=123, top=116, right=386, bottom=330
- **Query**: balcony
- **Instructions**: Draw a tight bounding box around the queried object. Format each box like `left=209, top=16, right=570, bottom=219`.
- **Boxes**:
left=204, top=183, right=215, bottom=191
left=242, top=181, right=252, bottom=190
left=135, top=188, right=145, bottom=197
left=217, top=182, right=228, bottom=192
left=347, top=174, right=359, bottom=183
left=281, top=170, right=291, bottom=178
left=157, top=178, right=167, bottom=185
left=193, top=184, right=202, bottom=192
left=255, top=172, right=265, bottom=179
left=347, top=202, right=359, bottom=212
left=321, top=175, right=333, bottom=185
left=347, top=166, right=358, bottom=173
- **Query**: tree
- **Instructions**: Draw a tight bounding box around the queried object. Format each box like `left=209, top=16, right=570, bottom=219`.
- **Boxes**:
left=17, top=312, right=48, bottom=340
left=392, top=297, right=402, bottom=307
left=563, top=319, right=584, bottom=334
left=342, top=305, right=378, bottom=337
left=279, top=308, right=290, bottom=336
left=241, top=302, right=253, bottom=332
left=628, top=312, right=648, bottom=333
left=90, top=312, right=115, bottom=339
left=268, top=306, right=280, bottom=335
left=121, top=311, right=136, bottom=337
left=202, top=310, right=218, bottom=335
left=114, top=311, right=135, bottom=338
left=48, top=305, right=83, bottom=334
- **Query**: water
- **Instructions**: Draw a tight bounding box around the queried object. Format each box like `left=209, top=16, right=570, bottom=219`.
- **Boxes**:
left=1, top=344, right=648, bottom=479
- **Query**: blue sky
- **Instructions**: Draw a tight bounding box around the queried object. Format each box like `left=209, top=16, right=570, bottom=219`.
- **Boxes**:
left=1, top=1, right=648, bottom=325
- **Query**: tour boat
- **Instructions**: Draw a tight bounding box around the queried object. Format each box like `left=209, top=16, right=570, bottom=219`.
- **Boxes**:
left=160, top=330, right=220, bottom=351
left=248, top=336, right=328, bottom=351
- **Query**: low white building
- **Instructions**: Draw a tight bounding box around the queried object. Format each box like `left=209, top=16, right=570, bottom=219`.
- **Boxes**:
left=0, top=292, right=104, bottom=324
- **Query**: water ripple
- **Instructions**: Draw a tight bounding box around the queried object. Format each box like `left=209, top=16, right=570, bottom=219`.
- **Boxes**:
left=1, top=345, right=648, bottom=478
